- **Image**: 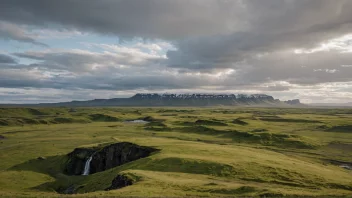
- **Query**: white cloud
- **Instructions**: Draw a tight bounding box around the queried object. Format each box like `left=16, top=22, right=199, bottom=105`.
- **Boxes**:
left=1, top=0, right=352, bottom=103
left=294, top=34, right=352, bottom=54
left=32, top=29, right=85, bottom=39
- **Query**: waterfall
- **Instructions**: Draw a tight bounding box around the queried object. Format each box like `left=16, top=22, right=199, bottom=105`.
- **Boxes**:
left=82, top=156, right=93, bottom=175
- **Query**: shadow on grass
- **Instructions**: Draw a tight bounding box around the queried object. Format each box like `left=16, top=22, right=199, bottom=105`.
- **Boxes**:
left=9, top=155, right=68, bottom=177
left=259, top=117, right=322, bottom=123
left=173, top=125, right=316, bottom=149
left=174, top=119, right=228, bottom=127
left=8, top=154, right=83, bottom=194
left=326, top=125, right=352, bottom=133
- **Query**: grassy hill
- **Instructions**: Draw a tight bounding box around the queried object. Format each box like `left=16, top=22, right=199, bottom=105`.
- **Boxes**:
left=0, top=107, right=351, bottom=197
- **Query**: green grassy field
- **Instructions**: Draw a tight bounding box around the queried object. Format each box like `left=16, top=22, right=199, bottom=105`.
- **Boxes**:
left=0, top=107, right=351, bottom=197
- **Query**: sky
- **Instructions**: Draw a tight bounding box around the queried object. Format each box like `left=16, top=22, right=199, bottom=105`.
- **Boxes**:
left=0, top=0, right=352, bottom=104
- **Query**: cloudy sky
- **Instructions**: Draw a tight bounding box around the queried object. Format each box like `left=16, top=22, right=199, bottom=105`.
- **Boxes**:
left=1, top=0, right=352, bottom=104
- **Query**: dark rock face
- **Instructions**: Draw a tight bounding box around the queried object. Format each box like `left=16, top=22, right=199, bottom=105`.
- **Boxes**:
left=0, top=135, right=5, bottom=139
left=61, top=185, right=75, bottom=194
left=56, top=185, right=84, bottom=194
left=90, top=142, right=156, bottom=174
left=65, top=142, right=157, bottom=175
left=65, top=148, right=95, bottom=175
left=105, top=174, right=133, bottom=191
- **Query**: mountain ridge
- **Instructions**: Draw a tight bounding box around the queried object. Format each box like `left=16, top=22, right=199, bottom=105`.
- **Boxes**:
left=1, top=93, right=303, bottom=107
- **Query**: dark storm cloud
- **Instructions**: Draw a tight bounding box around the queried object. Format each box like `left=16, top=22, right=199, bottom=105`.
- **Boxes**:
left=2, top=0, right=352, bottom=72
left=0, top=0, right=246, bottom=39
left=0, top=54, right=16, bottom=63
left=167, top=0, right=352, bottom=71
left=3, top=48, right=209, bottom=90
left=0, top=21, right=48, bottom=46
left=13, top=48, right=164, bottom=73
left=0, top=65, right=209, bottom=91
left=2, top=0, right=351, bottom=46
left=3, top=47, right=352, bottom=91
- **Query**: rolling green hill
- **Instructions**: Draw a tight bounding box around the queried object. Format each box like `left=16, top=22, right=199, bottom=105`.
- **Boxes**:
left=0, top=107, right=351, bottom=197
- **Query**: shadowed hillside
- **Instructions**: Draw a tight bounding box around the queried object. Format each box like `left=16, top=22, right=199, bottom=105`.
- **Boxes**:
left=0, top=107, right=351, bottom=197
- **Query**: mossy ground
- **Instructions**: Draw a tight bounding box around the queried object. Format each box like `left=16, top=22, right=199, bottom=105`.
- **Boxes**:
left=0, top=107, right=352, bottom=197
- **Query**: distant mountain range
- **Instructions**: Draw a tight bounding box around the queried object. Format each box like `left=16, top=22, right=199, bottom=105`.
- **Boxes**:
left=6, top=93, right=303, bottom=107
left=308, top=102, right=352, bottom=107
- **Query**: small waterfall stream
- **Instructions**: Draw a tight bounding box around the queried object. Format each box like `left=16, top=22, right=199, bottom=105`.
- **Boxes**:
left=82, top=156, right=93, bottom=175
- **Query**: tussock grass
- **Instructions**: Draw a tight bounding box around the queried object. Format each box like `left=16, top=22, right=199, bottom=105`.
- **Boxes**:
left=89, top=114, right=120, bottom=122
left=0, top=107, right=351, bottom=197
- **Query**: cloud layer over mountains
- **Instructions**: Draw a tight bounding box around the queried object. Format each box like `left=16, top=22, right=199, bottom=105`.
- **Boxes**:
left=0, top=0, right=352, bottom=103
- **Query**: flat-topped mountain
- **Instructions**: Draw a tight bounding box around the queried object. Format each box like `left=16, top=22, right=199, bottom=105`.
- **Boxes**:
left=132, top=93, right=274, bottom=100
left=26, top=93, right=302, bottom=107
